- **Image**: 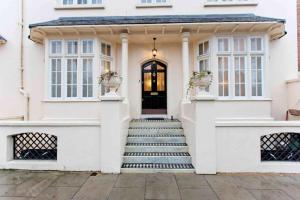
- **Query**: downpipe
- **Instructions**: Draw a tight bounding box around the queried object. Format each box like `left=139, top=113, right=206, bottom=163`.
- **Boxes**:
left=19, top=0, right=30, bottom=121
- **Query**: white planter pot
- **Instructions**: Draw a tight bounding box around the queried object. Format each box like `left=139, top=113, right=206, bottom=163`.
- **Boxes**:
left=102, top=75, right=122, bottom=97
left=193, top=74, right=213, bottom=96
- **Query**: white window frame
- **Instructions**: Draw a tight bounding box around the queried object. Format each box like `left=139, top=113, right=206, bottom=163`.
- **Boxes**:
left=204, top=0, right=258, bottom=7
left=56, top=0, right=105, bottom=10
left=136, top=0, right=172, bottom=8
left=197, top=40, right=211, bottom=72
left=215, top=35, right=265, bottom=100
left=47, top=39, right=97, bottom=101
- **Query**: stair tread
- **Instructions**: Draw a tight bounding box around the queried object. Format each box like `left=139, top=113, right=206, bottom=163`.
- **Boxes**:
left=124, top=152, right=190, bottom=156
left=128, top=134, right=185, bottom=137
left=122, top=163, right=194, bottom=169
left=131, top=119, right=180, bottom=122
left=126, top=143, right=188, bottom=146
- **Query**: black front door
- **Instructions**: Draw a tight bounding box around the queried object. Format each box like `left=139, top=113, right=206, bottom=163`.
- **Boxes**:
left=142, top=60, right=167, bottom=115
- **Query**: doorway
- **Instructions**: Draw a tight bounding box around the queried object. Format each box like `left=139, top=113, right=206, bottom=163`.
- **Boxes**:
left=141, top=60, right=167, bottom=115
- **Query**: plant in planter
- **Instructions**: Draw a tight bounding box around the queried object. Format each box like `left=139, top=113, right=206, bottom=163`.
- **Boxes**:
left=187, top=70, right=213, bottom=97
left=99, top=71, right=122, bottom=97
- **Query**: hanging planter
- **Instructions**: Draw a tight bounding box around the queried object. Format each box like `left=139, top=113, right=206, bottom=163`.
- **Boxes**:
left=99, top=71, right=122, bottom=97
left=187, top=70, right=213, bottom=97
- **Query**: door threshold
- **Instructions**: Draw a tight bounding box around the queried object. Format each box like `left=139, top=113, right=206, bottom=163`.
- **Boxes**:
left=141, top=115, right=168, bottom=119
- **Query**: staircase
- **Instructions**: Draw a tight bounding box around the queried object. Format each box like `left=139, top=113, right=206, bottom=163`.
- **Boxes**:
left=121, top=119, right=194, bottom=173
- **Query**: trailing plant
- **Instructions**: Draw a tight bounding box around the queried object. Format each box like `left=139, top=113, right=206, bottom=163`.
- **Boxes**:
left=186, top=70, right=212, bottom=96
left=99, top=71, right=119, bottom=84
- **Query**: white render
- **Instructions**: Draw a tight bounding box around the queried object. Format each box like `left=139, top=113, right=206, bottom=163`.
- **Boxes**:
left=0, top=0, right=300, bottom=173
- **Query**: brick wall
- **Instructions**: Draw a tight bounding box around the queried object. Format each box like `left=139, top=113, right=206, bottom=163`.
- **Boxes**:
left=297, top=0, right=300, bottom=71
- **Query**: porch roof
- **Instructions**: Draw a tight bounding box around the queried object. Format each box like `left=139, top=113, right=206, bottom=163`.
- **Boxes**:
left=29, top=14, right=285, bottom=27
left=29, top=14, right=286, bottom=43
left=0, top=35, right=7, bottom=44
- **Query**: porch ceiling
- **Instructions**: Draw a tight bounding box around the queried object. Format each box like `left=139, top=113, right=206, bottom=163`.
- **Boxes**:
left=29, top=14, right=286, bottom=44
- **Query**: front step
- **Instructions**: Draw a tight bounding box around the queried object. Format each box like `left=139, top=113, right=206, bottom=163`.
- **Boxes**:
left=130, top=119, right=182, bottom=128
left=125, top=145, right=189, bottom=152
left=123, top=156, right=192, bottom=163
left=129, top=128, right=183, bottom=135
left=122, top=119, right=194, bottom=172
left=127, top=136, right=186, bottom=143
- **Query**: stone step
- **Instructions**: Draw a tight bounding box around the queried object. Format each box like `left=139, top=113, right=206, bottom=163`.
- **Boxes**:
left=121, top=168, right=195, bottom=173
left=121, top=163, right=194, bottom=170
left=130, top=119, right=182, bottom=128
left=126, top=143, right=187, bottom=146
left=128, top=134, right=185, bottom=137
left=125, top=145, right=189, bottom=152
left=128, top=128, right=183, bottom=135
left=127, top=136, right=186, bottom=143
left=123, top=156, right=192, bottom=163
left=124, top=152, right=190, bottom=156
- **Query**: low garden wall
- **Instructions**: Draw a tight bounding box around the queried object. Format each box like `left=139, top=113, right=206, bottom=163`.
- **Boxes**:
left=0, top=121, right=101, bottom=171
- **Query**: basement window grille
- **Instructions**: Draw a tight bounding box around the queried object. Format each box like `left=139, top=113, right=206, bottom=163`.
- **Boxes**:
left=261, top=133, right=300, bottom=162
left=13, top=132, right=57, bottom=160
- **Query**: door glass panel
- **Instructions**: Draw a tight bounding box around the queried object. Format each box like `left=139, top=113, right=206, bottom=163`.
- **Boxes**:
left=144, top=65, right=152, bottom=70
left=144, top=72, right=152, bottom=91
left=157, top=65, right=165, bottom=71
left=157, top=72, right=165, bottom=91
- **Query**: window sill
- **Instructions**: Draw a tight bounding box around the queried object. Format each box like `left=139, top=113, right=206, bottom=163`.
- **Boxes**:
left=216, top=98, right=272, bottom=102
left=204, top=1, right=258, bottom=7
left=136, top=3, right=173, bottom=8
left=54, top=5, right=105, bottom=10
left=43, top=99, right=100, bottom=103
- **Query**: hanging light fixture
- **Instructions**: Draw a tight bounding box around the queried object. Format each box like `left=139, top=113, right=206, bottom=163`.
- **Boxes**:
left=152, top=38, right=157, bottom=58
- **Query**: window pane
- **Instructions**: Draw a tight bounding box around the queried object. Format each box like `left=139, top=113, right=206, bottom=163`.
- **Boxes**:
left=67, top=41, right=78, bottom=55
left=51, top=41, right=62, bottom=54
left=204, top=41, right=209, bottom=54
left=67, top=59, right=77, bottom=97
left=199, top=43, right=204, bottom=55
left=218, top=56, right=229, bottom=97
left=251, top=56, right=263, bottom=96
left=157, top=72, right=165, bottom=91
left=82, top=59, right=93, bottom=98
left=82, top=40, right=93, bottom=54
left=50, top=59, right=62, bottom=98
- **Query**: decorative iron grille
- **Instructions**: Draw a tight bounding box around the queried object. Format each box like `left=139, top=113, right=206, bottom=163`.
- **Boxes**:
left=261, top=133, right=300, bottom=162
left=13, top=132, right=57, bottom=160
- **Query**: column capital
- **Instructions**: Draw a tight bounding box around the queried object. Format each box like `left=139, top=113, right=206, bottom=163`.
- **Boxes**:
left=120, top=33, right=128, bottom=40
left=182, top=32, right=190, bottom=41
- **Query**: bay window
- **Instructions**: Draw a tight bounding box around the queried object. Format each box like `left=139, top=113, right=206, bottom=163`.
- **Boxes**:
left=48, top=39, right=95, bottom=100
left=217, top=36, right=264, bottom=99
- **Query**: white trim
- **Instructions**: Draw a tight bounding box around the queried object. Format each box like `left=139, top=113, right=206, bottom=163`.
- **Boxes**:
left=0, top=121, right=101, bottom=126
left=55, top=0, right=105, bottom=10
left=204, top=0, right=258, bottom=7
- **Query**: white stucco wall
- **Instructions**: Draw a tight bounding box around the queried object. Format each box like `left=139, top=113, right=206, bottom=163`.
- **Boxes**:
left=0, top=0, right=298, bottom=120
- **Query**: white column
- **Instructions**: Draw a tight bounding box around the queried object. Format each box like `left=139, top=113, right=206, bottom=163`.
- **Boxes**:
left=120, top=33, right=128, bottom=100
left=182, top=32, right=190, bottom=102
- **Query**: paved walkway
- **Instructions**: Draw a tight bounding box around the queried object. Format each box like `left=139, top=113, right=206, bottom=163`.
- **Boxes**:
left=0, top=170, right=300, bottom=200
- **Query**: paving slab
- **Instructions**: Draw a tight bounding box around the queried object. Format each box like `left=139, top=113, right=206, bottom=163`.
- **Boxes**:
left=180, top=187, right=218, bottom=200
left=34, top=186, right=79, bottom=200
left=114, top=174, right=146, bottom=188
left=175, top=174, right=208, bottom=188
left=108, top=188, right=144, bottom=200
left=51, top=172, right=90, bottom=187
left=248, top=189, right=294, bottom=200
left=205, top=175, right=256, bottom=200
left=3, top=175, right=58, bottom=197
left=145, top=173, right=180, bottom=200
left=73, top=174, right=117, bottom=200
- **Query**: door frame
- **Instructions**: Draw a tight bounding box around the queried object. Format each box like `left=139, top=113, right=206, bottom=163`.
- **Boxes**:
left=141, top=59, right=168, bottom=116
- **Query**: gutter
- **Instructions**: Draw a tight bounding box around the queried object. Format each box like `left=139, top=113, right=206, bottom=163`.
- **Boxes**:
left=19, top=0, right=30, bottom=121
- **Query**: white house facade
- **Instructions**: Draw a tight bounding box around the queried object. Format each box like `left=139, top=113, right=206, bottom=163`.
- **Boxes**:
left=0, top=0, right=300, bottom=174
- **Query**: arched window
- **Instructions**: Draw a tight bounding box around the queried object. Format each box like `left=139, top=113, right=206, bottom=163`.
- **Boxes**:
left=13, top=132, right=57, bottom=160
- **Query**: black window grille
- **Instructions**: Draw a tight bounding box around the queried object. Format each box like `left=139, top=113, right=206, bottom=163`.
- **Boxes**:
left=13, top=132, right=57, bottom=160
left=261, top=132, right=300, bottom=162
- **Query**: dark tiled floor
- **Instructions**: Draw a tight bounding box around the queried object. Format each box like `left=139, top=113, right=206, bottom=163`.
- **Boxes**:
left=0, top=170, right=299, bottom=200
